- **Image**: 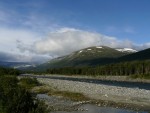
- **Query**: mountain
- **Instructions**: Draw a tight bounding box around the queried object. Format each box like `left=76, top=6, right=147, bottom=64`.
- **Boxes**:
left=0, top=52, right=39, bottom=69
left=56, top=46, right=130, bottom=61
left=33, top=46, right=136, bottom=70
left=0, top=61, right=36, bottom=69
left=118, top=48, right=150, bottom=62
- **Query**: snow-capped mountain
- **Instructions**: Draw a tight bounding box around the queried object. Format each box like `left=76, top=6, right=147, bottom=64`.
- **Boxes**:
left=116, top=48, right=137, bottom=53
left=26, top=46, right=150, bottom=71
left=33, top=46, right=131, bottom=70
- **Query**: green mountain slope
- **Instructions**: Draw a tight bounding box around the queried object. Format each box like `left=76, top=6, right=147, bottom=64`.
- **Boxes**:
left=33, top=46, right=134, bottom=70
left=118, top=48, right=150, bottom=62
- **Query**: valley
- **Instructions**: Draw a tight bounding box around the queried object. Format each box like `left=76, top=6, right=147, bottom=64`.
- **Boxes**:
left=1, top=1, right=150, bottom=113
left=1, top=46, right=150, bottom=113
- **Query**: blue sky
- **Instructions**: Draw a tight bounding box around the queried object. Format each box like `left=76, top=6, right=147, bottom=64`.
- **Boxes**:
left=0, top=0, right=150, bottom=62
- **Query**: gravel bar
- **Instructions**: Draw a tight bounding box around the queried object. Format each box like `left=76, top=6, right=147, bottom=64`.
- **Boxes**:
left=37, top=76, right=150, bottom=109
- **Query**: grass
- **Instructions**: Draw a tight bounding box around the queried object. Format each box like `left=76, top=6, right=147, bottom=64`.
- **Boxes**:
left=33, top=86, right=89, bottom=101
left=130, top=74, right=150, bottom=79
left=19, top=77, right=89, bottom=102
left=19, top=77, right=40, bottom=89
left=32, top=85, right=50, bottom=94
left=48, top=90, right=88, bottom=101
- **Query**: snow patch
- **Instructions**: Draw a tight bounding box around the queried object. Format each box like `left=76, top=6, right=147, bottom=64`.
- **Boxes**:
left=87, top=49, right=91, bottom=50
left=116, top=48, right=137, bottom=53
left=79, top=50, right=82, bottom=53
left=96, top=46, right=103, bottom=49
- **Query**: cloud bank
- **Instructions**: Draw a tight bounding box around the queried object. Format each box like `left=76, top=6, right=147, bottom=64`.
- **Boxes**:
left=0, top=27, right=150, bottom=62
left=0, top=27, right=50, bottom=63
left=0, top=1, right=150, bottom=63
left=0, top=51, right=50, bottom=63
left=17, top=28, right=150, bottom=58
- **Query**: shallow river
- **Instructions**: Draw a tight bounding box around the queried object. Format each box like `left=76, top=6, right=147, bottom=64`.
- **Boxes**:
left=37, top=94, right=148, bottom=113
left=52, top=104, right=147, bottom=113
left=23, top=74, right=150, bottom=90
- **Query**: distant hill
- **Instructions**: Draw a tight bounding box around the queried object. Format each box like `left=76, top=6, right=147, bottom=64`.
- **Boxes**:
left=32, top=46, right=137, bottom=70
left=0, top=51, right=38, bottom=69
left=0, top=61, right=36, bottom=69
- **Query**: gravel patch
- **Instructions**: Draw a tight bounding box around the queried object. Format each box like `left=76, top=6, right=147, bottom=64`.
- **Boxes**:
left=37, top=77, right=150, bottom=108
left=42, top=74, right=150, bottom=83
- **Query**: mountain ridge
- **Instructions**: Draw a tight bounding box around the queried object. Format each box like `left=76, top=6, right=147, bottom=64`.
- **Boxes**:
left=32, top=46, right=138, bottom=70
left=3, top=46, right=149, bottom=71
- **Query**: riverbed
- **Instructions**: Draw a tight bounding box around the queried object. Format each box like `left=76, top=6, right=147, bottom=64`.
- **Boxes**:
left=37, top=94, right=148, bottom=113
left=20, top=74, right=150, bottom=112
left=52, top=104, right=147, bottom=113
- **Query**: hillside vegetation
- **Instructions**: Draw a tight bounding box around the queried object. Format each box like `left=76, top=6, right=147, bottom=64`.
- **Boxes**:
left=0, top=66, right=20, bottom=75
left=27, top=46, right=150, bottom=74
left=32, top=46, right=135, bottom=70
left=46, top=60, right=150, bottom=79
left=0, top=67, right=48, bottom=113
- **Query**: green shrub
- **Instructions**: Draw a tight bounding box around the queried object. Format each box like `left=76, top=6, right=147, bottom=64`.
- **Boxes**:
left=19, top=77, right=40, bottom=89
left=0, top=75, right=48, bottom=113
left=131, top=74, right=150, bottom=79
left=0, top=67, right=20, bottom=76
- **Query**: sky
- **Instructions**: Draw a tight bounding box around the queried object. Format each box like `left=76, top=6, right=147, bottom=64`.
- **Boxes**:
left=0, top=0, right=150, bottom=62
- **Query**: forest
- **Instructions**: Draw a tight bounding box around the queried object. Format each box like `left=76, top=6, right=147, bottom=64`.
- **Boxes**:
left=46, top=60, right=150, bottom=79
left=0, top=67, right=20, bottom=75
left=0, top=59, right=150, bottom=113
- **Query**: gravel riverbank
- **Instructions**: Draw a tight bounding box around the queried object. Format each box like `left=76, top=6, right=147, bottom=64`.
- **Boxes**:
left=37, top=76, right=150, bottom=111
left=34, top=74, right=150, bottom=83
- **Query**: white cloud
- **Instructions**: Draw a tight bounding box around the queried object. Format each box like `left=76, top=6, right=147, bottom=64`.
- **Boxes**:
left=18, top=27, right=150, bottom=58
left=135, top=42, right=150, bottom=50
left=0, top=6, right=59, bottom=62
left=0, top=27, right=150, bottom=62
left=0, top=51, right=50, bottom=63
left=0, top=27, right=41, bottom=53
left=0, top=2, right=149, bottom=63
left=0, top=27, right=52, bottom=62
left=20, top=28, right=102, bottom=56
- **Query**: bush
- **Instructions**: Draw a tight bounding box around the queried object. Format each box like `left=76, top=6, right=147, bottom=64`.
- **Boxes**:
left=0, top=67, right=20, bottom=76
left=19, top=77, right=40, bottom=89
left=0, top=75, right=48, bottom=113
left=131, top=74, right=150, bottom=79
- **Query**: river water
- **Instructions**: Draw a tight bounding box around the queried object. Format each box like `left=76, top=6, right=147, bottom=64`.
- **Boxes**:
left=22, top=74, right=150, bottom=113
left=52, top=104, right=147, bottom=113
left=37, top=94, right=148, bottom=113
left=22, top=74, right=150, bottom=90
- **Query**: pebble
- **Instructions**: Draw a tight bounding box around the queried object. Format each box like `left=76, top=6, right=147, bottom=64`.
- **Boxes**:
left=37, top=77, right=150, bottom=105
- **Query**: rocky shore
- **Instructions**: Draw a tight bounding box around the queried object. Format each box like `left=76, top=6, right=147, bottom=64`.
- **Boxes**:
left=43, top=74, right=150, bottom=83
left=36, top=76, right=150, bottom=111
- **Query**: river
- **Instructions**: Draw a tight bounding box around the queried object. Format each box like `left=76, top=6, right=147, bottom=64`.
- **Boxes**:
left=37, top=94, right=148, bottom=113
left=21, top=74, right=150, bottom=113
left=52, top=105, right=147, bottom=113
left=22, top=74, right=150, bottom=90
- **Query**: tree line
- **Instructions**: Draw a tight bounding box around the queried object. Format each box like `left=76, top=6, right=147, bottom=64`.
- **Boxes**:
left=0, top=66, right=20, bottom=76
left=46, top=60, right=150, bottom=79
